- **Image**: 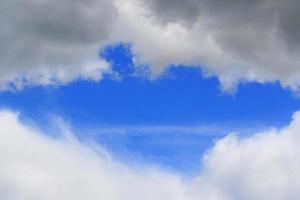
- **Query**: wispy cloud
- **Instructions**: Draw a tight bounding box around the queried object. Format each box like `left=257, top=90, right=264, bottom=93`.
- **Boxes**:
left=83, top=123, right=267, bottom=137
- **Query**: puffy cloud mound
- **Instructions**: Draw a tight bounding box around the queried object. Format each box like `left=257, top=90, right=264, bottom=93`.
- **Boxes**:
left=0, top=111, right=186, bottom=200
left=0, top=0, right=115, bottom=90
left=1, top=110, right=300, bottom=199
left=112, top=0, right=300, bottom=91
left=193, top=111, right=300, bottom=199
left=2, top=0, right=300, bottom=91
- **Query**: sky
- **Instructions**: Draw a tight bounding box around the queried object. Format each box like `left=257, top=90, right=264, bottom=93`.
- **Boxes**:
left=2, top=0, right=300, bottom=199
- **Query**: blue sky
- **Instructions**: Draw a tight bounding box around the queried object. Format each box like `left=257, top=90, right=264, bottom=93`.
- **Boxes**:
left=3, top=1, right=300, bottom=199
left=1, top=44, right=299, bottom=173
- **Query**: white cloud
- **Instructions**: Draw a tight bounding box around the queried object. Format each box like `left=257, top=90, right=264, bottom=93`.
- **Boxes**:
left=0, top=110, right=186, bottom=200
left=192, top=111, right=300, bottom=199
left=2, top=110, right=300, bottom=199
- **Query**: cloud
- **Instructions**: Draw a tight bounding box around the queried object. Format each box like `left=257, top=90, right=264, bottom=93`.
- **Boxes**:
left=85, top=125, right=233, bottom=136
left=2, top=0, right=300, bottom=91
left=193, top=111, right=300, bottom=199
left=0, top=110, right=186, bottom=200
left=0, top=0, right=115, bottom=90
left=2, top=110, right=300, bottom=199
left=112, top=0, right=300, bottom=91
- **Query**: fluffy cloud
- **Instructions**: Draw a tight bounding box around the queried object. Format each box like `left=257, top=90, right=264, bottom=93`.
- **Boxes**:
left=0, top=0, right=115, bottom=90
left=193, top=111, right=300, bottom=199
left=2, top=0, right=300, bottom=91
left=112, top=0, right=300, bottom=91
left=2, top=110, right=300, bottom=199
left=0, top=111, right=186, bottom=200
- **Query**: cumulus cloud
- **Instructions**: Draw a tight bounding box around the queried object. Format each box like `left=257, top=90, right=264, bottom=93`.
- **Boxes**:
left=0, top=111, right=186, bottom=200
left=0, top=0, right=115, bottom=90
left=112, top=0, right=300, bottom=91
left=2, top=110, right=300, bottom=199
left=193, top=111, right=300, bottom=199
left=2, top=0, right=300, bottom=91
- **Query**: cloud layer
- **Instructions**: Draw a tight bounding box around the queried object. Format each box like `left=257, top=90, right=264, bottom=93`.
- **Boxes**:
left=2, top=0, right=300, bottom=90
left=1, top=110, right=300, bottom=199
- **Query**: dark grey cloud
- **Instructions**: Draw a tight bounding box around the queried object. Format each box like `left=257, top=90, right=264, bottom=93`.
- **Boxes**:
left=1, top=0, right=300, bottom=91
left=143, top=0, right=202, bottom=24
left=0, top=0, right=117, bottom=90
left=144, top=0, right=300, bottom=52
left=22, top=0, right=115, bottom=44
left=277, top=0, right=300, bottom=50
left=145, top=0, right=270, bottom=25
